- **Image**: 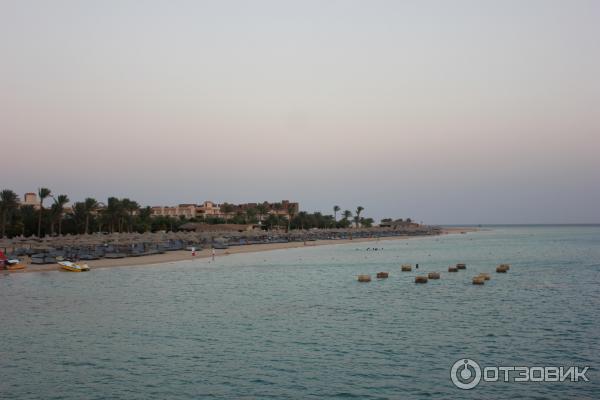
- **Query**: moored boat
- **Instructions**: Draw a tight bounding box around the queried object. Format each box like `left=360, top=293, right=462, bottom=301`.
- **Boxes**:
left=58, top=261, right=90, bottom=272
left=1, top=251, right=25, bottom=270
left=5, top=259, right=26, bottom=271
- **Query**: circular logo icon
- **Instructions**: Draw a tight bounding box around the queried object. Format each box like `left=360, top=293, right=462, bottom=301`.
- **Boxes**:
left=450, top=358, right=482, bottom=389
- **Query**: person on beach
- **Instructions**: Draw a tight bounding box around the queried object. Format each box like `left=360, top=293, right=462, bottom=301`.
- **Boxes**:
left=211, top=248, right=215, bottom=261
left=191, top=247, right=196, bottom=257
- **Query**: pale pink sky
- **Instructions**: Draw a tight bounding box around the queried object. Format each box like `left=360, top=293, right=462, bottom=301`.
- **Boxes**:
left=1, top=0, right=599, bottom=223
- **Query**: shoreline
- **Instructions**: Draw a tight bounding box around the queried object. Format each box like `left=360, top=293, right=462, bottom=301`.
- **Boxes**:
left=4, top=227, right=477, bottom=274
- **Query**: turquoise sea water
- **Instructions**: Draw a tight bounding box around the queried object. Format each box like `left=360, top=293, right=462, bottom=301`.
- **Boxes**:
left=1, top=226, right=599, bottom=399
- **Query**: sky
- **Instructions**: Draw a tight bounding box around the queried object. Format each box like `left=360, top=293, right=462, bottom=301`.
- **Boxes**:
left=1, top=0, right=599, bottom=224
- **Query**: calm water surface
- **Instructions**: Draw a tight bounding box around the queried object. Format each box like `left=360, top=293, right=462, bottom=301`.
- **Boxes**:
left=1, top=226, right=599, bottom=399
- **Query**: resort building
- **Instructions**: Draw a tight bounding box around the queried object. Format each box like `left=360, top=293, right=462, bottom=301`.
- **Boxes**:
left=150, top=200, right=299, bottom=219
left=197, top=201, right=221, bottom=217
left=151, top=204, right=198, bottom=219
left=20, top=192, right=40, bottom=209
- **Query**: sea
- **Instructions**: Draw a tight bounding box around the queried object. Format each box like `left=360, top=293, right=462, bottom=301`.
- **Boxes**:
left=1, top=225, right=599, bottom=399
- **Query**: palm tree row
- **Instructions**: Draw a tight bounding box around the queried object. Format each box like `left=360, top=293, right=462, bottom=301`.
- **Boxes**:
left=0, top=187, right=153, bottom=238
left=0, top=190, right=20, bottom=238
left=332, top=205, right=372, bottom=228
left=0, top=187, right=379, bottom=238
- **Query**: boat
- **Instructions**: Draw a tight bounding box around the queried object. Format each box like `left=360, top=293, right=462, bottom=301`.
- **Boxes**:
left=4, top=259, right=26, bottom=271
left=58, top=261, right=90, bottom=272
left=1, top=251, right=25, bottom=271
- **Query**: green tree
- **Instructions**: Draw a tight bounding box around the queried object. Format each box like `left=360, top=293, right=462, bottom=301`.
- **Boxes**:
left=51, top=194, right=69, bottom=235
left=333, top=205, right=340, bottom=223
left=360, top=217, right=374, bottom=228
left=15, top=205, right=35, bottom=236
left=263, top=214, right=282, bottom=230
left=136, top=206, right=153, bottom=232
left=323, top=214, right=335, bottom=229
left=83, top=197, right=100, bottom=234
left=231, top=210, right=246, bottom=224
left=0, top=189, right=20, bottom=238
left=71, top=202, right=87, bottom=233
left=105, top=197, right=123, bottom=233
left=355, top=206, right=364, bottom=228
left=296, top=211, right=309, bottom=230
left=256, top=203, right=268, bottom=223
left=37, top=187, right=51, bottom=237
left=220, top=203, right=234, bottom=221
left=286, top=203, right=297, bottom=232
left=342, top=210, right=352, bottom=221
left=245, top=207, right=258, bottom=224
left=121, top=198, right=140, bottom=232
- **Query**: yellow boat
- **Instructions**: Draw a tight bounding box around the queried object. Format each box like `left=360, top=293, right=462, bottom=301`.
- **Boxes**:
left=5, top=260, right=26, bottom=271
left=58, top=261, right=90, bottom=272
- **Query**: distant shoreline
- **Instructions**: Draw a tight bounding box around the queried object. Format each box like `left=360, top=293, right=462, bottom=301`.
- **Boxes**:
left=4, top=227, right=477, bottom=274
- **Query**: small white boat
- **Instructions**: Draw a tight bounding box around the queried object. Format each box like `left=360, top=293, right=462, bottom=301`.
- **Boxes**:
left=58, top=261, right=90, bottom=272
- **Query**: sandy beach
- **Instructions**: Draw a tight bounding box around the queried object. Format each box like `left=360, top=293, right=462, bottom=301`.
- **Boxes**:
left=6, top=227, right=477, bottom=274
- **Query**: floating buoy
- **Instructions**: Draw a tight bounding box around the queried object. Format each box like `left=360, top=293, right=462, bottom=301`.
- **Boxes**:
left=401, top=264, right=412, bottom=272
left=456, top=263, right=466, bottom=270
left=478, top=273, right=491, bottom=281
left=376, top=272, right=389, bottom=279
left=448, top=266, right=458, bottom=272
left=415, top=276, right=428, bottom=284
left=358, top=274, right=372, bottom=282
left=496, top=265, right=509, bottom=273
left=472, top=276, right=485, bottom=285
left=428, top=272, right=440, bottom=279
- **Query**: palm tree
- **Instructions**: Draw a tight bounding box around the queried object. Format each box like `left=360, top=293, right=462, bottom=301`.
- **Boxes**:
left=0, top=189, right=20, bottom=238
left=256, top=203, right=268, bottom=223
left=245, top=207, right=257, bottom=224
left=342, top=210, right=352, bottom=221
left=137, top=206, right=152, bottom=232
left=37, top=187, right=51, bottom=237
left=286, top=203, right=297, bottom=232
left=121, top=198, right=140, bottom=232
left=297, top=211, right=309, bottom=230
left=52, top=194, right=69, bottom=235
left=49, top=201, right=59, bottom=235
left=83, top=197, right=99, bottom=234
left=128, top=200, right=140, bottom=232
left=105, top=197, right=122, bottom=233
left=360, top=217, right=374, bottom=228
left=71, top=202, right=87, bottom=233
left=333, top=205, right=340, bottom=223
left=355, top=206, right=364, bottom=228
left=220, top=203, right=234, bottom=221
